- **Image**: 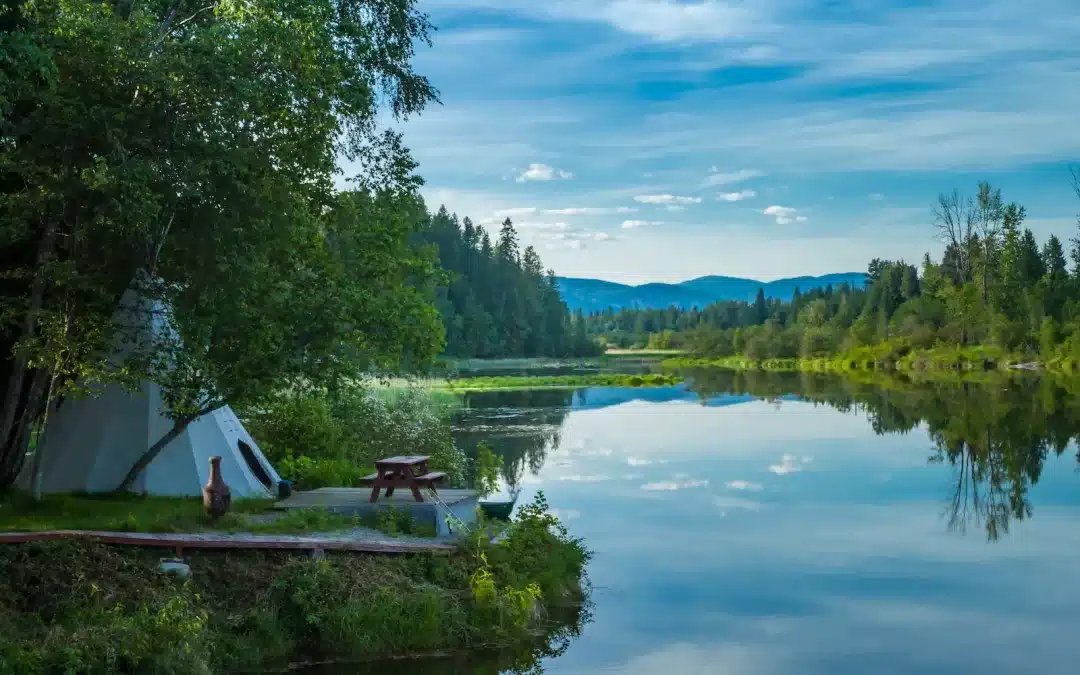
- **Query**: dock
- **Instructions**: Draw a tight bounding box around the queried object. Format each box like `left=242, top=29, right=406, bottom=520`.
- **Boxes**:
left=0, top=529, right=456, bottom=556
left=275, top=487, right=479, bottom=537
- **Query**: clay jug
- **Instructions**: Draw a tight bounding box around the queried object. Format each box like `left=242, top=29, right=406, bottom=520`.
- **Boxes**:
left=202, top=456, right=232, bottom=520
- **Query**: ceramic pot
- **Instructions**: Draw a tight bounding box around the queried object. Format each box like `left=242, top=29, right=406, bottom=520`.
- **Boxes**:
left=202, top=456, right=232, bottom=519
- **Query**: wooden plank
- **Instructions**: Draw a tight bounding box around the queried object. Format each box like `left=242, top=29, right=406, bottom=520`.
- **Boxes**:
left=376, top=455, right=428, bottom=465
left=0, top=530, right=455, bottom=554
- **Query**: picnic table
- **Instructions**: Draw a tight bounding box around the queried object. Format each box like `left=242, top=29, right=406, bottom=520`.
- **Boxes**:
left=361, top=455, right=445, bottom=503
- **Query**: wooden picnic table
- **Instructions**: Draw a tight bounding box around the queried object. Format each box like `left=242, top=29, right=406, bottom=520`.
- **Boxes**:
left=363, top=455, right=445, bottom=503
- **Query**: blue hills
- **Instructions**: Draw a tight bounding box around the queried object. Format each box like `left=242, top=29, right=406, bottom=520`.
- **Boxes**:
left=555, top=272, right=867, bottom=313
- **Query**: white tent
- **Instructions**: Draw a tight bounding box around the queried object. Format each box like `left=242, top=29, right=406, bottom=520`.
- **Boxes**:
left=18, top=288, right=283, bottom=498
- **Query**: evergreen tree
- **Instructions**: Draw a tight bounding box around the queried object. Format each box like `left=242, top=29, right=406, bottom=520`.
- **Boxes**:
left=419, top=210, right=599, bottom=358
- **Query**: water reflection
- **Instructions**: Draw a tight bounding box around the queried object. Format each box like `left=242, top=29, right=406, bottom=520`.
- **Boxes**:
left=686, top=369, right=1080, bottom=541
left=297, top=603, right=591, bottom=675
left=432, top=370, right=1080, bottom=675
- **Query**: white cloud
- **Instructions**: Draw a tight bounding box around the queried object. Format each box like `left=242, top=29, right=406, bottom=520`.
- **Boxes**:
left=704, top=168, right=765, bottom=187
left=627, top=457, right=655, bottom=466
left=763, top=205, right=805, bottom=225
left=641, top=479, right=709, bottom=491
left=544, top=206, right=637, bottom=215
left=634, top=194, right=702, bottom=205
left=516, top=163, right=573, bottom=182
left=769, top=454, right=812, bottom=475
left=869, top=193, right=886, bottom=201
left=621, top=219, right=666, bottom=229
left=515, top=221, right=571, bottom=230
left=726, top=480, right=763, bottom=491
left=719, top=189, right=757, bottom=202
left=491, top=206, right=538, bottom=218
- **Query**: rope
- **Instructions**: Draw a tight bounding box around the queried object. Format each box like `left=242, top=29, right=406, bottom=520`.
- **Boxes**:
left=425, top=488, right=472, bottom=536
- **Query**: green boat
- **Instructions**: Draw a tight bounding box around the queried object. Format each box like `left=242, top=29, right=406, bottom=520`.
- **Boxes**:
left=478, top=489, right=518, bottom=520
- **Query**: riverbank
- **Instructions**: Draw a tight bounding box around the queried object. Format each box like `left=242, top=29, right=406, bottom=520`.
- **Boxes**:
left=440, top=373, right=681, bottom=391
left=665, top=344, right=1080, bottom=375
left=0, top=492, right=590, bottom=674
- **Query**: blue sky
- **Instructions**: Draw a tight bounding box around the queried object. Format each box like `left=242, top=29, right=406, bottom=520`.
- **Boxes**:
left=348, top=0, right=1080, bottom=284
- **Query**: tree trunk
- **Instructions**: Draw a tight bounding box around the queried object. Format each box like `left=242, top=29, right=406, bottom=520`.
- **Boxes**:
left=0, top=223, right=56, bottom=474
left=112, top=401, right=227, bottom=494
left=28, top=373, right=61, bottom=501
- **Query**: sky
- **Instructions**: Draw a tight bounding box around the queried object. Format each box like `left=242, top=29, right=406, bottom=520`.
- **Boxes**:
left=343, top=0, right=1080, bottom=284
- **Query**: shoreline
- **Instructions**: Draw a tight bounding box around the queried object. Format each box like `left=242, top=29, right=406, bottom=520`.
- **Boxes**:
left=0, top=491, right=591, bottom=675
left=663, top=348, right=1079, bottom=376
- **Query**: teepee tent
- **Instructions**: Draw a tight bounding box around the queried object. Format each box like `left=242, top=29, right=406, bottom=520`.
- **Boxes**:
left=19, top=288, right=283, bottom=498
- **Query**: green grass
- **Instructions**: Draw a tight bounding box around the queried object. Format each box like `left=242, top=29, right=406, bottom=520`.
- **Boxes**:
left=0, top=492, right=437, bottom=537
left=665, top=344, right=1052, bottom=375
left=438, top=372, right=682, bottom=391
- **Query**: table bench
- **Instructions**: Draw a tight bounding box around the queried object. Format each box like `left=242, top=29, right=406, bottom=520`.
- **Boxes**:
left=360, top=455, right=445, bottom=503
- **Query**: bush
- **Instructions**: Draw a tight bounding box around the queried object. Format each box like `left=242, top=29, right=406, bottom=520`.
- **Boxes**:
left=242, top=384, right=465, bottom=490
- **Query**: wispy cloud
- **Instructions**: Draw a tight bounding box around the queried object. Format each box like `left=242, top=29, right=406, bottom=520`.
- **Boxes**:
left=719, top=189, right=757, bottom=202
left=634, top=194, right=702, bottom=205
left=545, top=206, right=637, bottom=215
left=705, top=168, right=765, bottom=187
left=516, top=163, right=573, bottom=182
left=621, top=219, right=666, bottom=229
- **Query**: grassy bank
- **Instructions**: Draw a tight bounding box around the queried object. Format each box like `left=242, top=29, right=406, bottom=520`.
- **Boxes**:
left=440, top=373, right=682, bottom=391
left=664, top=343, right=1069, bottom=375
left=0, top=493, right=590, bottom=675
left=0, top=492, right=440, bottom=538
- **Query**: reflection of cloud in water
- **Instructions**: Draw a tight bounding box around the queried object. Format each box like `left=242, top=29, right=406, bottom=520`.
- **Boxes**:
left=551, top=508, right=581, bottom=521
left=712, top=496, right=764, bottom=511
left=641, top=479, right=709, bottom=491
left=727, top=480, right=764, bottom=491
left=553, top=474, right=612, bottom=482
left=769, top=454, right=811, bottom=475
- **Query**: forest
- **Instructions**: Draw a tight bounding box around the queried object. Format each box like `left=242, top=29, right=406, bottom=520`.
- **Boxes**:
left=589, top=180, right=1080, bottom=367
left=421, top=209, right=599, bottom=359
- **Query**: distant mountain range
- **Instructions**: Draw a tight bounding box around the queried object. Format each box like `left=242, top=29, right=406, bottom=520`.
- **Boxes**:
left=555, top=273, right=867, bottom=313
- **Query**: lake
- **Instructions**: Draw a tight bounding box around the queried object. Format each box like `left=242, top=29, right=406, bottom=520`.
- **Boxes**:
left=318, top=369, right=1080, bottom=674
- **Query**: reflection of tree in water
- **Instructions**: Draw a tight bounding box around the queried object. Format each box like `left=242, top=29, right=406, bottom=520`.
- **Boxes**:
left=313, top=597, right=593, bottom=675
left=452, top=389, right=575, bottom=490
left=685, top=368, right=1080, bottom=541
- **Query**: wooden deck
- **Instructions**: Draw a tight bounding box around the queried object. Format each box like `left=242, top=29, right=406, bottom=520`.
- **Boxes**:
left=0, top=529, right=456, bottom=555
left=274, top=487, right=478, bottom=511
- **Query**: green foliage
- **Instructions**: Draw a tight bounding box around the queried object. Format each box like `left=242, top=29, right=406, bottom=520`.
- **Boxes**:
left=243, top=384, right=466, bottom=490
left=0, top=492, right=592, bottom=673
left=0, top=0, right=447, bottom=488
left=474, top=442, right=504, bottom=498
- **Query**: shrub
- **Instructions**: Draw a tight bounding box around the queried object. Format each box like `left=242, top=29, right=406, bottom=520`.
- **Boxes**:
left=242, top=384, right=465, bottom=490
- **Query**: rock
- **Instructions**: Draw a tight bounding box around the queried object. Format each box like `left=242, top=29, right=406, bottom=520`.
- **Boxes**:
left=159, top=558, right=191, bottom=579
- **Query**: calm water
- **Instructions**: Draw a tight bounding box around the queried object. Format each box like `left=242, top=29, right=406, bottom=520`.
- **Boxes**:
left=321, top=370, right=1080, bottom=675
